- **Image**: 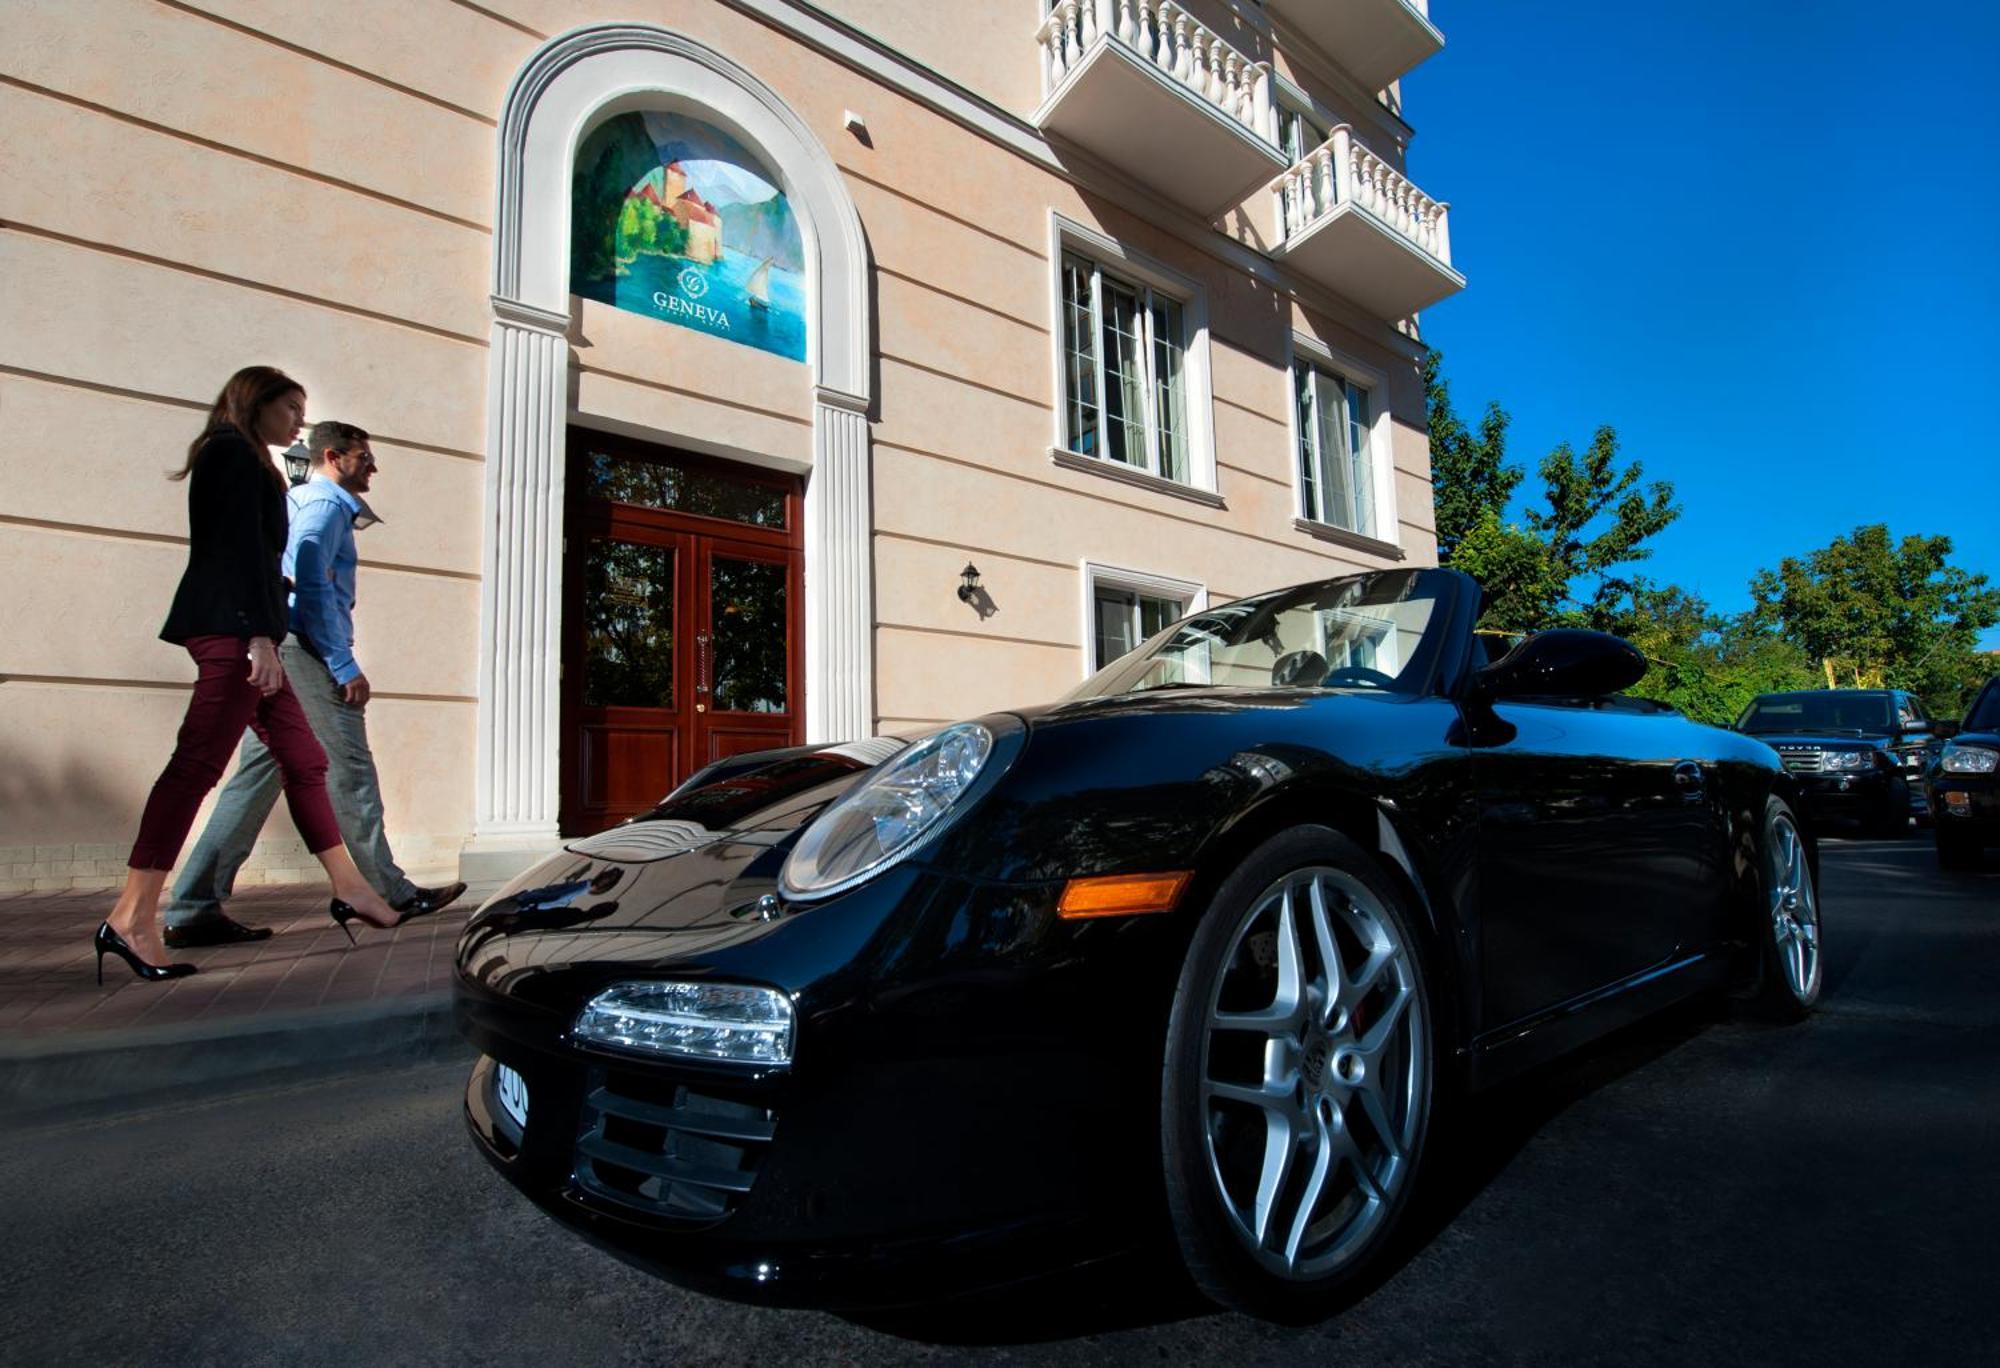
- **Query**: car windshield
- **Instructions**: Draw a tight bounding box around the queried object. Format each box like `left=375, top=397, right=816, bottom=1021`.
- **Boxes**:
left=1064, top=569, right=1451, bottom=701
left=1965, top=680, right=2000, bottom=731
left=1738, top=693, right=1894, bottom=735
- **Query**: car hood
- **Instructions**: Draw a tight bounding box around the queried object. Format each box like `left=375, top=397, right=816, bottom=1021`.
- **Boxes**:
left=461, top=688, right=1408, bottom=969
left=1948, top=730, right=2000, bottom=751
left=460, top=742, right=898, bottom=961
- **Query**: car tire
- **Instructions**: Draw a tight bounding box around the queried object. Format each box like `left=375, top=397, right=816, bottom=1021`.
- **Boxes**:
left=1935, top=827, right=1982, bottom=871
left=1160, top=825, right=1438, bottom=1320
left=1744, top=797, right=1822, bottom=1022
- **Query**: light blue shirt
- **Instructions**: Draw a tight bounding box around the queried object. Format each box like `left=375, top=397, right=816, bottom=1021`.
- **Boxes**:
left=284, top=474, right=379, bottom=686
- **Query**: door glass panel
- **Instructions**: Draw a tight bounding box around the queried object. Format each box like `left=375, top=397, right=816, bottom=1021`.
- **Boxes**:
left=582, top=538, right=675, bottom=708
left=711, top=557, right=787, bottom=713
left=583, top=449, right=787, bottom=528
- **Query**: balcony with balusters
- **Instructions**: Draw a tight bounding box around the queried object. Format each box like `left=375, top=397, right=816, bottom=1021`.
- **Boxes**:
left=1271, top=124, right=1463, bottom=320
left=1260, top=0, right=1444, bottom=95
left=1035, top=0, right=1290, bottom=216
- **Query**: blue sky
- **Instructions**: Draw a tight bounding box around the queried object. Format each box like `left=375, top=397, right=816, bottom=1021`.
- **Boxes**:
left=1401, top=1, right=2000, bottom=648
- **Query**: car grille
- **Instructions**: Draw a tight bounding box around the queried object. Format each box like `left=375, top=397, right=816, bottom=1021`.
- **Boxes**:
left=1775, top=745, right=1823, bottom=774
left=572, top=1066, right=777, bottom=1224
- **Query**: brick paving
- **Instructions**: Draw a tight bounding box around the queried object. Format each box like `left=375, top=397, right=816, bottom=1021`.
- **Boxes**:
left=0, top=885, right=487, bottom=1041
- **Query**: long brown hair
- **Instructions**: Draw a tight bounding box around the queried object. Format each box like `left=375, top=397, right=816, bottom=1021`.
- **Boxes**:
left=169, top=365, right=303, bottom=486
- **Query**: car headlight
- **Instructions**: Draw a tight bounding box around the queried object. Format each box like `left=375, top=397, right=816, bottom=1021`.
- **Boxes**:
left=780, top=721, right=994, bottom=897
left=573, top=981, right=794, bottom=1067
left=1822, top=750, right=1871, bottom=771
left=1940, top=744, right=1999, bottom=774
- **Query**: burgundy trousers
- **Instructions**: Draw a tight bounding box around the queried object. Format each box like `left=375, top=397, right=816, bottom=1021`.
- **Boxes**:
left=129, top=634, right=342, bottom=870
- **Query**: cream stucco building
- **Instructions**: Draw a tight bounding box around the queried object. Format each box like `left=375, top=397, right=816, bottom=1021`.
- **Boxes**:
left=0, top=0, right=1462, bottom=890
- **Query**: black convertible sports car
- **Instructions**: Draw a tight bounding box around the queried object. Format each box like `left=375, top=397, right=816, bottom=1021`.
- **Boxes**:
left=454, top=567, right=1821, bottom=1319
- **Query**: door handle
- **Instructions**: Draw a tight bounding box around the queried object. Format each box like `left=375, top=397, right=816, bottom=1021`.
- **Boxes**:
left=695, top=632, right=711, bottom=697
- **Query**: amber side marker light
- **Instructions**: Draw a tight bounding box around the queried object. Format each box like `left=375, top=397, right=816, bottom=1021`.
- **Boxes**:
left=1057, top=871, right=1193, bottom=919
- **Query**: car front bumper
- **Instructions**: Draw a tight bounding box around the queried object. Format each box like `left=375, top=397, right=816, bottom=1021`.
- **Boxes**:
left=1792, top=769, right=1902, bottom=824
left=452, top=864, right=1182, bottom=1302
left=1926, top=774, right=2000, bottom=845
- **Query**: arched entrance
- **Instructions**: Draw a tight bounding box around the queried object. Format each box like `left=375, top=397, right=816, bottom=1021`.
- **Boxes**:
left=468, top=25, right=874, bottom=870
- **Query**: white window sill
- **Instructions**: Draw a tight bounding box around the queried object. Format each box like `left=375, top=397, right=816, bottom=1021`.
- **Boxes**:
left=1293, top=516, right=1405, bottom=561
left=1050, top=447, right=1225, bottom=508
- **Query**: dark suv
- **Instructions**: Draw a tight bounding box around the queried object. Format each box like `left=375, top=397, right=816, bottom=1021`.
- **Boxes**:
left=1735, top=688, right=1942, bottom=837
left=1927, top=675, right=1998, bottom=869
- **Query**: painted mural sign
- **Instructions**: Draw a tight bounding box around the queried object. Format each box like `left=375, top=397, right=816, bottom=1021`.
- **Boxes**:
left=571, top=111, right=807, bottom=362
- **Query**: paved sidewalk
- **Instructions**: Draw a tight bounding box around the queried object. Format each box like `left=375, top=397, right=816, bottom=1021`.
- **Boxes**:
left=0, top=884, right=485, bottom=1040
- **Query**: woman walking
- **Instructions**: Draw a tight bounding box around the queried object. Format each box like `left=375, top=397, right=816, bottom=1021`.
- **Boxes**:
left=96, top=366, right=404, bottom=981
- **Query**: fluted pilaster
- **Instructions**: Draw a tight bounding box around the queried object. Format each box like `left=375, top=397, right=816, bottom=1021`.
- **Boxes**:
left=806, top=392, right=873, bottom=743
left=468, top=301, right=568, bottom=860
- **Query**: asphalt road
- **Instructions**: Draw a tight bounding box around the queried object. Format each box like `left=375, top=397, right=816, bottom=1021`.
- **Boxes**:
left=4, top=839, right=1995, bottom=1366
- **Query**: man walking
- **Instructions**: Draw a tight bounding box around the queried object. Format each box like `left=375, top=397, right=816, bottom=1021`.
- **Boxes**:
left=163, top=420, right=465, bottom=947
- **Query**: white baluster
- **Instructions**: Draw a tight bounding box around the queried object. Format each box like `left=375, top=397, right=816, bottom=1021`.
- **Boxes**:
left=1251, top=62, right=1273, bottom=143
left=1220, top=50, right=1240, bottom=114
left=1314, top=146, right=1334, bottom=219
left=1061, top=1, right=1082, bottom=70
left=1039, top=17, right=1059, bottom=88
left=1117, top=0, right=1137, bottom=47
left=1080, top=0, right=1100, bottom=49
left=1172, top=12, right=1196, bottom=86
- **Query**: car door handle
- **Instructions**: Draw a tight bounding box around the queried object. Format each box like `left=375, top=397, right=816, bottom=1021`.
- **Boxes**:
left=1672, top=760, right=1705, bottom=796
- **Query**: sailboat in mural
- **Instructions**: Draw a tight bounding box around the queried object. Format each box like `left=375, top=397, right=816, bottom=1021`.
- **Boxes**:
left=746, top=256, right=774, bottom=311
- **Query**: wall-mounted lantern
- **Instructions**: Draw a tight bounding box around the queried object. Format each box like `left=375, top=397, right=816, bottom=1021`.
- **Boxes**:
left=956, top=563, right=982, bottom=604
left=282, top=441, right=313, bottom=487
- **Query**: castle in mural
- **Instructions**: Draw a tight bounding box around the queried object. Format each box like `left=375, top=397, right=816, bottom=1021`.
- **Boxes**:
left=572, top=111, right=807, bottom=362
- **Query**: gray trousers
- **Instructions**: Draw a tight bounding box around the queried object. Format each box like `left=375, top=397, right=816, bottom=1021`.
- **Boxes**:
left=164, top=639, right=417, bottom=927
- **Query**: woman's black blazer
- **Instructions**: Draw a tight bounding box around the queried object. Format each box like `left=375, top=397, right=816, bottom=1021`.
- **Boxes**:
left=158, top=428, right=291, bottom=645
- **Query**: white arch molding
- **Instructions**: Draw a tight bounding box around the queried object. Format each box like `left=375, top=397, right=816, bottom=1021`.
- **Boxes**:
left=468, top=24, right=875, bottom=871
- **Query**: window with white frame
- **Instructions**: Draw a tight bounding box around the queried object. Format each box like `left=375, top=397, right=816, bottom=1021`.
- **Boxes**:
left=1060, top=252, right=1190, bottom=484
left=1082, top=564, right=1208, bottom=677
left=1094, top=586, right=1184, bottom=670
left=1294, top=359, right=1376, bottom=537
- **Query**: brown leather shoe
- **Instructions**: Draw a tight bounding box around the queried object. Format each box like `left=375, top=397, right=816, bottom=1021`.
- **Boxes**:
left=163, top=914, right=274, bottom=949
left=392, top=881, right=468, bottom=919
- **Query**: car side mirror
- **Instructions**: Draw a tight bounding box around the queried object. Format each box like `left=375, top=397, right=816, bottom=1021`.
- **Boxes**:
left=1468, top=629, right=1648, bottom=703
left=1903, top=719, right=1930, bottom=734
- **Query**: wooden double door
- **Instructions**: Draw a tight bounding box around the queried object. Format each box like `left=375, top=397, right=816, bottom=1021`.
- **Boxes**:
left=560, top=429, right=804, bottom=836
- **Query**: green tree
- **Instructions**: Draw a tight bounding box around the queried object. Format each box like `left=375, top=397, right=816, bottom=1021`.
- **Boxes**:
left=1424, top=351, right=1681, bottom=633
left=1600, top=579, right=1818, bottom=725
left=1749, top=523, right=2000, bottom=715
left=1423, top=349, right=1518, bottom=563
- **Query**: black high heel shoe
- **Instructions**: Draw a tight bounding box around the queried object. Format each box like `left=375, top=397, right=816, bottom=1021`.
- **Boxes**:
left=328, top=899, right=404, bottom=945
left=94, top=922, right=197, bottom=984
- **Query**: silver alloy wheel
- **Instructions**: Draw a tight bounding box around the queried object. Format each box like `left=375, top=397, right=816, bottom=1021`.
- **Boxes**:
left=1767, top=810, right=1821, bottom=1002
left=1198, top=867, right=1426, bottom=1280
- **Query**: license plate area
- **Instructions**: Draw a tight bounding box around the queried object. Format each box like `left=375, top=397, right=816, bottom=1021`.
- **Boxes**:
left=494, top=1061, right=530, bottom=1133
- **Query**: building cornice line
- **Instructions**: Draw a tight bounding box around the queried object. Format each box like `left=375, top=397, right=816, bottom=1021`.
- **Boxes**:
left=874, top=437, right=1400, bottom=562
left=7, top=219, right=490, bottom=349
left=0, top=74, right=493, bottom=234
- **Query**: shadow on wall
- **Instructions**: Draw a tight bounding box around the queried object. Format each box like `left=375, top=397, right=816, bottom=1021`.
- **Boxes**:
left=0, top=747, right=134, bottom=851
